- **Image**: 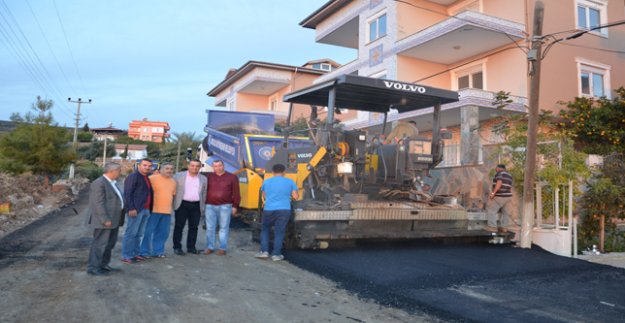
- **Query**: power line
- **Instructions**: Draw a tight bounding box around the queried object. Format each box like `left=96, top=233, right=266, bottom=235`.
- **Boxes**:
left=0, top=1, right=75, bottom=113
left=25, top=0, right=79, bottom=96
left=0, top=23, right=74, bottom=120
left=0, top=10, right=74, bottom=120
left=541, top=19, right=625, bottom=59
left=52, top=0, right=89, bottom=97
left=557, top=42, right=625, bottom=54
left=410, top=45, right=521, bottom=84
left=393, top=0, right=529, bottom=54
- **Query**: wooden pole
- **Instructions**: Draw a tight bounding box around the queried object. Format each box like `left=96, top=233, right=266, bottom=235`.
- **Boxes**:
left=600, top=214, right=605, bottom=253
left=520, top=1, right=544, bottom=248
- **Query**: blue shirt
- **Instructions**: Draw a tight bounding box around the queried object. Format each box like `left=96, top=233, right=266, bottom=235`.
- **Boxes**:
left=261, top=176, right=297, bottom=211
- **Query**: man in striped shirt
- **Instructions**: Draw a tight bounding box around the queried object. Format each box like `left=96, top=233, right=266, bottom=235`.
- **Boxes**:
left=485, top=164, right=514, bottom=233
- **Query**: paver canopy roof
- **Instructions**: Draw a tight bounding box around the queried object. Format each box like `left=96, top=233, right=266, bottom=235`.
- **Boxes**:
left=283, top=75, right=459, bottom=114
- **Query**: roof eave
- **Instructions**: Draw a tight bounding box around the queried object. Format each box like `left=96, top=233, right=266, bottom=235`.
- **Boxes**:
left=207, top=61, right=326, bottom=97
left=299, top=0, right=351, bottom=29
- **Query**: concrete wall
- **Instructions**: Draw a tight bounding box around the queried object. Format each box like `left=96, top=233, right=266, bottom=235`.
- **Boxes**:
left=527, top=0, right=625, bottom=112
left=396, top=55, right=450, bottom=88
left=236, top=93, right=268, bottom=111
left=482, top=0, right=526, bottom=25
left=396, top=0, right=447, bottom=41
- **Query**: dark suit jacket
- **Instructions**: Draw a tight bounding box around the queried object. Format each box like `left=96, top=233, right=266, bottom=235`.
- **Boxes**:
left=84, top=176, right=124, bottom=229
left=123, top=171, right=153, bottom=213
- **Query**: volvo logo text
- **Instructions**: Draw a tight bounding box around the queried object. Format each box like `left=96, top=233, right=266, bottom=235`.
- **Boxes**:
left=383, top=81, right=426, bottom=93
left=297, top=153, right=313, bottom=158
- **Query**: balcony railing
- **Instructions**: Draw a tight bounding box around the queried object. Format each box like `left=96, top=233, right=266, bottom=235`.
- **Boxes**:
left=437, top=143, right=484, bottom=168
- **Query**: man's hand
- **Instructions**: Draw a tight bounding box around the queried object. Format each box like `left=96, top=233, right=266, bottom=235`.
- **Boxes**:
left=128, top=209, right=138, bottom=217
left=489, top=193, right=495, bottom=200
left=103, top=220, right=112, bottom=228
left=231, top=207, right=238, bottom=217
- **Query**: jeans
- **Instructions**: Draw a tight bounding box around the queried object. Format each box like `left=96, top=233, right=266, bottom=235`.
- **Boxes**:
left=121, top=208, right=150, bottom=259
left=486, top=196, right=514, bottom=227
left=140, top=213, right=171, bottom=256
left=205, top=204, right=232, bottom=251
left=260, top=209, right=291, bottom=256
left=173, top=201, right=201, bottom=251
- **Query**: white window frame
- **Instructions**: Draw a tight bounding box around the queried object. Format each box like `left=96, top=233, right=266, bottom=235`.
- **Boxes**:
left=269, top=97, right=278, bottom=111
left=576, top=58, right=611, bottom=99
left=226, top=97, right=236, bottom=111
left=574, top=0, right=608, bottom=37
left=367, top=10, right=387, bottom=43
left=451, top=59, right=487, bottom=91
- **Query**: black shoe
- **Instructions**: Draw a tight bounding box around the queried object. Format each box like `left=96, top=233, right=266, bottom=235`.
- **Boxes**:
left=174, top=248, right=186, bottom=256
left=187, top=249, right=201, bottom=255
left=100, top=265, right=121, bottom=272
left=87, top=269, right=109, bottom=276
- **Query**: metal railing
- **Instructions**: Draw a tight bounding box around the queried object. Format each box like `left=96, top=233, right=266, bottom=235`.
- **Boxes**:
left=437, top=144, right=483, bottom=168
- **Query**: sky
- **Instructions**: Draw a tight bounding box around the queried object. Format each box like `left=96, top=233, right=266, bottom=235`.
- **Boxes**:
left=0, top=0, right=355, bottom=134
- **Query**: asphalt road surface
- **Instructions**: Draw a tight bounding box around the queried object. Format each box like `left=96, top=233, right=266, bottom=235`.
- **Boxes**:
left=2, top=188, right=624, bottom=322
left=0, top=189, right=432, bottom=323
left=286, top=240, right=625, bottom=322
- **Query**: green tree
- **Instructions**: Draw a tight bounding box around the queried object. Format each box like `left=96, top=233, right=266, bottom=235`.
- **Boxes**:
left=160, top=132, right=201, bottom=166
left=559, top=88, right=625, bottom=252
left=120, top=144, right=129, bottom=159
left=77, top=131, right=93, bottom=142
left=77, top=141, right=116, bottom=161
left=82, top=122, right=90, bottom=132
left=559, top=87, right=625, bottom=155
left=0, top=96, right=75, bottom=186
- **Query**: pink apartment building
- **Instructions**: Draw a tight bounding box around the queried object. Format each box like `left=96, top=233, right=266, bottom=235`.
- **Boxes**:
left=207, top=59, right=358, bottom=122
left=301, top=0, right=625, bottom=167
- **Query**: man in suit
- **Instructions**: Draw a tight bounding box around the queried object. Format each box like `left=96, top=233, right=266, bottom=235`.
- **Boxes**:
left=173, top=159, right=207, bottom=255
left=85, top=162, right=124, bottom=276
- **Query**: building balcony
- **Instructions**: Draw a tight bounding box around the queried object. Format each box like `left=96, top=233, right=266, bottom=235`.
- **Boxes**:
left=300, top=0, right=361, bottom=49
left=214, top=69, right=292, bottom=107
left=344, top=88, right=527, bottom=131
left=396, top=10, right=526, bottom=65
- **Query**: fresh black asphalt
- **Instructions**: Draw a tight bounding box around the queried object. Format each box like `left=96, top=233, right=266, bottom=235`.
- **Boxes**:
left=286, top=240, right=625, bottom=322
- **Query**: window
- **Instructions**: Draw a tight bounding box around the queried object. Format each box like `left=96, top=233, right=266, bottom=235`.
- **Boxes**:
left=368, top=13, right=387, bottom=42
left=312, top=63, right=333, bottom=71
left=576, top=0, right=607, bottom=35
left=227, top=97, right=235, bottom=111
left=576, top=58, right=611, bottom=98
left=270, top=98, right=277, bottom=111
left=456, top=70, right=483, bottom=90
left=452, top=59, right=486, bottom=90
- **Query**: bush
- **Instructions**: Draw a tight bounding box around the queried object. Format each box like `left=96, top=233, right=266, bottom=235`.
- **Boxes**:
left=75, top=161, right=103, bottom=181
left=77, top=131, right=93, bottom=142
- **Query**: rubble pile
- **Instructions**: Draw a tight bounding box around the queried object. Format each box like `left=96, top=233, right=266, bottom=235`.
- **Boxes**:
left=0, top=173, right=88, bottom=237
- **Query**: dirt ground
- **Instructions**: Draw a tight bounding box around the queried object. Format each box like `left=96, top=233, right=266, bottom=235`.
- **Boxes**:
left=0, top=173, right=87, bottom=239
left=0, top=188, right=438, bottom=323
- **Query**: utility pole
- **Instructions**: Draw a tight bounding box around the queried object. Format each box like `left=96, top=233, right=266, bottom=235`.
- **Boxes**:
left=68, top=97, right=92, bottom=179
left=102, top=137, right=108, bottom=167
left=175, top=139, right=182, bottom=173
left=520, top=1, right=544, bottom=249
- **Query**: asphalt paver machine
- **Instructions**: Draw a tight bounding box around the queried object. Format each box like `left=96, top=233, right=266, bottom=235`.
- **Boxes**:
left=259, top=75, right=491, bottom=249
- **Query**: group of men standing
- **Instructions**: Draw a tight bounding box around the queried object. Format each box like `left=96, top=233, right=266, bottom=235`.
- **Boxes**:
left=85, top=158, right=252, bottom=275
